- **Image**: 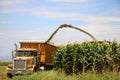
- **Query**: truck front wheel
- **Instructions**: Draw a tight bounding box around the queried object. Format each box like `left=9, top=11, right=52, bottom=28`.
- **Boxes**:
left=7, top=73, right=13, bottom=78
left=34, top=67, right=37, bottom=72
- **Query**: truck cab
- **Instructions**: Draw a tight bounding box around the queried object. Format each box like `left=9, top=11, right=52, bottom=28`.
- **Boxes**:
left=13, top=48, right=39, bottom=71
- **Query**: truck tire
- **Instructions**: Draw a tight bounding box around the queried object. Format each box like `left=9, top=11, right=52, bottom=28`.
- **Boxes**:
left=34, top=67, right=37, bottom=72
left=7, top=73, right=13, bottom=78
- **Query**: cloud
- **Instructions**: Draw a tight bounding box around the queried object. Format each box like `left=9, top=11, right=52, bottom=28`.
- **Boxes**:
left=82, top=24, right=117, bottom=34
left=83, top=24, right=120, bottom=41
left=32, top=7, right=120, bottom=23
left=102, top=9, right=120, bottom=17
left=0, top=0, right=28, bottom=7
left=0, top=7, right=32, bottom=14
left=48, top=0, right=88, bottom=3
left=0, top=20, right=12, bottom=24
left=0, top=33, right=5, bottom=38
left=1, top=1, right=120, bottom=24
left=2, top=6, right=119, bottom=24
left=0, top=0, right=33, bottom=14
left=0, top=4, right=120, bottom=24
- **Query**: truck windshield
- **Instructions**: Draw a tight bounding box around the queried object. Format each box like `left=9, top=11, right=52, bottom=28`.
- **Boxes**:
left=17, top=51, right=36, bottom=57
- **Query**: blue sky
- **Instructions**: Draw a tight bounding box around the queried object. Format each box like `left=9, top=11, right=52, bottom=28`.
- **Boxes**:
left=0, top=0, right=120, bottom=61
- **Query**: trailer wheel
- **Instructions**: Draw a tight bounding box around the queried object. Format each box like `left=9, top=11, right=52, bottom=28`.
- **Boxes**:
left=7, top=73, right=13, bottom=78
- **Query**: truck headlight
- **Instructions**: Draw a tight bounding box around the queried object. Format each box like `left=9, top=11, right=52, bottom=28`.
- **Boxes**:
left=27, top=60, right=34, bottom=65
left=27, top=65, right=33, bottom=68
left=7, top=64, right=13, bottom=69
left=27, top=60, right=34, bottom=68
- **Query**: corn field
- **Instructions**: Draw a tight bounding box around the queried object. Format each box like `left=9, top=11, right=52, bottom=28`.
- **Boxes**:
left=53, top=40, right=120, bottom=74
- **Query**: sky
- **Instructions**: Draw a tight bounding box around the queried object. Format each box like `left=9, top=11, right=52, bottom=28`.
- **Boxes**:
left=0, top=0, right=120, bottom=61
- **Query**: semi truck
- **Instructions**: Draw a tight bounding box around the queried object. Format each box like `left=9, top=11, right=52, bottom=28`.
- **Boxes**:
left=6, top=41, right=57, bottom=78
left=6, top=24, right=96, bottom=78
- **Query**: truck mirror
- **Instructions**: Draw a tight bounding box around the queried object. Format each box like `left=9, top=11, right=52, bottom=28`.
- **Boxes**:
left=12, top=51, right=15, bottom=58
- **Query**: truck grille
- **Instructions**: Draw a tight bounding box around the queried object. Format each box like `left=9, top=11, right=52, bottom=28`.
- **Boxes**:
left=13, top=58, right=26, bottom=70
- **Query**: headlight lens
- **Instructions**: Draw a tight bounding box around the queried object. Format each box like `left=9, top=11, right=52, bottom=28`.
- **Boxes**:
left=27, top=60, right=34, bottom=65
left=27, top=65, right=33, bottom=68
left=27, top=60, right=34, bottom=68
left=8, top=64, right=13, bottom=69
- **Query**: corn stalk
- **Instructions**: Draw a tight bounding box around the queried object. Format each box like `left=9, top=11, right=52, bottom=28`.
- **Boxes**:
left=53, top=40, right=120, bottom=74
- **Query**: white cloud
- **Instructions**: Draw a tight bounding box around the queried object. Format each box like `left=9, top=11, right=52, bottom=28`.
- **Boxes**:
left=1, top=1, right=120, bottom=24
left=48, top=0, right=88, bottom=3
left=0, top=33, right=5, bottom=37
left=82, top=24, right=120, bottom=41
left=83, top=24, right=116, bottom=34
left=0, top=7, right=32, bottom=14
left=1, top=6, right=116, bottom=24
left=101, top=9, right=120, bottom=17
left=0, top=0, right=33, bottom=14
left=32, top=7, right=120, bottom=23
left=0, top=20, right=12, bottom=24
left=0, top=0, right=28, bottom=7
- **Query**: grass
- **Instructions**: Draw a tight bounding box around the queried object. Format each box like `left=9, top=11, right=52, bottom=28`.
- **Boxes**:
left=0, top=63, right=120, bottom=80
left=0, top=66, right=7, bottom=80
left=0, top=62, right=11, bottom=66
left=11, top=70, right=120, bottom=80
left=0, top=62, right=11, bottom=80
left=0, top=66, right=6, bottom=70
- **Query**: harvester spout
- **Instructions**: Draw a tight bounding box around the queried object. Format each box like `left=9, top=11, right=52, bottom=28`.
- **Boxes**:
left=45, top=24, right=96, bottom=43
